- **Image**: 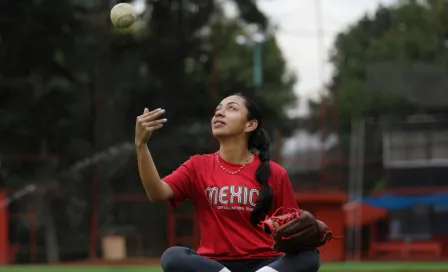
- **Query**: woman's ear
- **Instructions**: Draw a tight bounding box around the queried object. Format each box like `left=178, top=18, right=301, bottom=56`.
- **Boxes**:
left=245, top=119, right=258, bottom=133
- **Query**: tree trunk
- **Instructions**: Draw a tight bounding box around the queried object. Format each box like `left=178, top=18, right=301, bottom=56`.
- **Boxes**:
left=39, top=139, right=60, bottom=264
left=32, top=68, right=61, bottom=264
left=44, top=197, right=59, bottom=263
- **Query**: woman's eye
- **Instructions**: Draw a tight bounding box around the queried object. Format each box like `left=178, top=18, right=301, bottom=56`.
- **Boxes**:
left=229, top=107, right=236, bottom=111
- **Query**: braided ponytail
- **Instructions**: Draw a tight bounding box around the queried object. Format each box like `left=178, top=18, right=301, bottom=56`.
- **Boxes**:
left=234, top=93, right=273, bottom=225
left=249, top=128, right=273, bottom=225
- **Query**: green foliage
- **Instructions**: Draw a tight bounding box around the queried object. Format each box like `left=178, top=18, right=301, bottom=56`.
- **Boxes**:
left=0, top=0, right=295, bottom=175
left=328, top=0, right=448, bottom=131
left=210, top=19, right=296, bottom=120
left=0, top=0, right=296, bottom=262
left=299, top=0, right=448, bottom=193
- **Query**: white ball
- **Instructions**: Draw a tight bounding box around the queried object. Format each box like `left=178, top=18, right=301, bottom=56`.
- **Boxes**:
left=110, top=3, right=135, bottom=29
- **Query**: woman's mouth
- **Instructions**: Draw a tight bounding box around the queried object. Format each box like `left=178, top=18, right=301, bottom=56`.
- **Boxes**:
left=213, top=120, right=226, bottom=128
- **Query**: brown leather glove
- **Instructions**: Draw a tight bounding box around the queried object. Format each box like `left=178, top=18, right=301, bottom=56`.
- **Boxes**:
left=261, top=209, right=334, bottom=253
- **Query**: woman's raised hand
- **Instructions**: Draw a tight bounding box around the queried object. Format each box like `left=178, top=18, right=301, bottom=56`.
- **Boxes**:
left=135, top=108, right=167, bottom=145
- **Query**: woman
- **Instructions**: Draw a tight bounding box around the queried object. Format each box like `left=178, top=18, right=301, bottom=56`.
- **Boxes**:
left=135, top=93, right=320, bottom=272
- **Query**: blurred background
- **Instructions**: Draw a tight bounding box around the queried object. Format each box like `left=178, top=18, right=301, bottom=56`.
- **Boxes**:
left=1, top=0, right=448, bottom=271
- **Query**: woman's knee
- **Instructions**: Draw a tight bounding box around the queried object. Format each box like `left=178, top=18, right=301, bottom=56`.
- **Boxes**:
left=161, top=246, right=191, bottom=271
left=271, top=250, right=320, bottom=272
left=305, top=250, right=320, bottom=271
left=161, top=246, right=226, bottom=272
left=292, top=250, right=320, bottom=272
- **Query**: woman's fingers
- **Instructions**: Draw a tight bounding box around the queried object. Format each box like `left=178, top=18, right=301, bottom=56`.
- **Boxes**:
left=145, top=123, right=164, bottom=132
left=140, top=108, right=165, bottom=122
left=136, top=108, right=165, bottom=126
left=143, top=108, right=161, bottom=116
left=135, top=108, right=166, bottom=143
left=142, top=118, right=167, bottom=128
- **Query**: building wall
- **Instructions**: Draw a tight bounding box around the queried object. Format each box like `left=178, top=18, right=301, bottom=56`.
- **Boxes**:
left=389, top=167, right=448, bottom=188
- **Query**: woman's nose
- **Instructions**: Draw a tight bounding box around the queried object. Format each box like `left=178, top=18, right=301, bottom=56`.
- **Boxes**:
left=215, top=109, right=224, bottom=118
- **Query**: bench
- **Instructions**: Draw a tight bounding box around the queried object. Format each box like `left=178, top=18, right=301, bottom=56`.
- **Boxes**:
left=369, top=241, right=442, bottom=259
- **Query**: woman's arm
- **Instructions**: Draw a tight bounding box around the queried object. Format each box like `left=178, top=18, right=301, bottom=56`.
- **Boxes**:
left=136, top=143, right=174, bottom=202
left=135, top=108, right=173, bottom=202
left=135, top=107, right=194, bottom=205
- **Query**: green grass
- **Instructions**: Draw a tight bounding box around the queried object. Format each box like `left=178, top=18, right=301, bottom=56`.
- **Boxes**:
left=2, top=262, right=448, bottom=272
left=320, top=262, right=448, bottom=271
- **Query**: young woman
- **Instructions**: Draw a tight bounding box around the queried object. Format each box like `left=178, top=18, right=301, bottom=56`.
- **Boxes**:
left=135, top=93, right=320, bottom=272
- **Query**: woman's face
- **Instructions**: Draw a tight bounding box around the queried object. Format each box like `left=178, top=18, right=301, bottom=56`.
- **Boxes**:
left=211, top=95, right=257, bottom=138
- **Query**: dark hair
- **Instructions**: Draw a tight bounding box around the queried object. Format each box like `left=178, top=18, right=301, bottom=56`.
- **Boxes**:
left=235, top=93, right=273, bottom=225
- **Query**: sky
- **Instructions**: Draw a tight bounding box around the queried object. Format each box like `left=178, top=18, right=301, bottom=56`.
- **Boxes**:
left=255, top=0, right=396, bottom=100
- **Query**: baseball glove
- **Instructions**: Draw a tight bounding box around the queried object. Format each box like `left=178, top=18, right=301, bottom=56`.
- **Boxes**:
left=260, top=208, right=335, bottom=253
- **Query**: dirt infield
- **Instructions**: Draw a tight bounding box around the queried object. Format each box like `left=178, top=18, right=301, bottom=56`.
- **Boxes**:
left=63, top=258, right=161, bottom=266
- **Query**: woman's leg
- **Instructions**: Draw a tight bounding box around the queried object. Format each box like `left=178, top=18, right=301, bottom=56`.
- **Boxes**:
left=254, top=250, right=320, bottom=272
left=161, top=246, right=230, bottom=272
left=218, top=257, right=280, bottom=272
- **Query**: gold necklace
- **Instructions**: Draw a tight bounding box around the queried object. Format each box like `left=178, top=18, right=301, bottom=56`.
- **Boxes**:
left=216, top=152, right=252, bottom=175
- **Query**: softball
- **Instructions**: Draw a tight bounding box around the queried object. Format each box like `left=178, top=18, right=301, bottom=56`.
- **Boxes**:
left=110, top=3, right=135, bottom=29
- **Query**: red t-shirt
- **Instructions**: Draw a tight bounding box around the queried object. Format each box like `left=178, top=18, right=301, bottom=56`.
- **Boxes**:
left=162, top=152, right=298, bottom=260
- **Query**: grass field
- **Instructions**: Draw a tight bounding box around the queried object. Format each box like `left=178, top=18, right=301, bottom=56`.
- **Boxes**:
left=2, top=262, right=448, bottom=272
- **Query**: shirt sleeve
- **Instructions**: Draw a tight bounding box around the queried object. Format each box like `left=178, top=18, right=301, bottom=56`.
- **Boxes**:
left=162, top=157, right=196, bottom=207
left=273, top=169, right=299, bottom=212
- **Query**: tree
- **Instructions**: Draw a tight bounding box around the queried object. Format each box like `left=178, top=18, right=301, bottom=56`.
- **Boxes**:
left=329, top=0, right=448, bottom=131
left=306, top=0, right=448, bottom=193
left=0, top=0, right=297, bottom=262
